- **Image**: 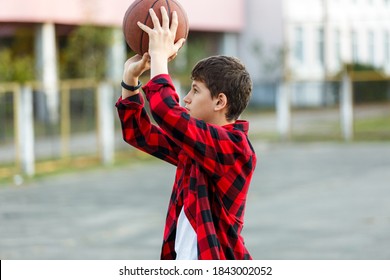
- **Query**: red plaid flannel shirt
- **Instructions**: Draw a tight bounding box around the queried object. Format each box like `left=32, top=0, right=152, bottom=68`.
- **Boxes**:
left=116, top=74, right=257, bottom=260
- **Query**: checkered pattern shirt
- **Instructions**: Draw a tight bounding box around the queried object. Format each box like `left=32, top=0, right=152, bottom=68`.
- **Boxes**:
left=116, top=74, right=257, bottom=260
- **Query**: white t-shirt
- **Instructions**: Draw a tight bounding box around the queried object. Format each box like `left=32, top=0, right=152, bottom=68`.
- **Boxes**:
left=175, top=208, right=198, bottom=260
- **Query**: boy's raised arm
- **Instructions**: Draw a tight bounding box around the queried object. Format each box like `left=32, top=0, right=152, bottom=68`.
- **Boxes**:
left=137, top=7, right=186, bottom=79
left=121, top=53, right=150, bottom=100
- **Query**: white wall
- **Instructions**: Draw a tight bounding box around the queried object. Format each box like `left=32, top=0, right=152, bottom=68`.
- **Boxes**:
left=240, top=0, right=284, bottom=82
left=285, top=0, right=390, bottom=78
left=0, top=0, right=245, bottom=32
left=243, top=0, right=390, bottom=81
left=242, top=0, right=390, bottom=106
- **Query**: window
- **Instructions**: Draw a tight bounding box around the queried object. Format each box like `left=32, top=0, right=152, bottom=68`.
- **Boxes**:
left=335, top=29, right=342, bottom=65
left=351, top=30, right=359, bottom=62
left=317, top=27, right=325, bottom=65
left=385, top=31, right=390, bottom=65
left=294, top=26, right=304, bottom=63
left=368, top=30, right=375, bottom=65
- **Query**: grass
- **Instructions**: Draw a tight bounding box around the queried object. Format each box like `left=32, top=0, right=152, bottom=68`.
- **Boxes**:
left=0, top=149, right=157, bottom=187
left=354, top=116, right=390, bottom=141
left=248, top=113, right=390, bottom=142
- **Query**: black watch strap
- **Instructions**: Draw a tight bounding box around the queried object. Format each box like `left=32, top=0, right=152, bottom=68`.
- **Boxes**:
left=121, top=80, right=142, bottom=91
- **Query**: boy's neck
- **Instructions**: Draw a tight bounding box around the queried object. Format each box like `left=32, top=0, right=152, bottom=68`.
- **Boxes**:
left=209, top=117, right=235, bottom=127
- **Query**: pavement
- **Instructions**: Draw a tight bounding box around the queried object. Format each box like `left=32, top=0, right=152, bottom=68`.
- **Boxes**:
left=1, top=141, right=390, bottom=260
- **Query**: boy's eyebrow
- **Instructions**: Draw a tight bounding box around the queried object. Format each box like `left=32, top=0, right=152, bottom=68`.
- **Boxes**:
left=191, top=83, right=199, bottom=90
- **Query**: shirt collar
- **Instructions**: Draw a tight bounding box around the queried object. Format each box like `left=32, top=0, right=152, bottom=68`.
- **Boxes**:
left=223, top=120, right=249, bottom=135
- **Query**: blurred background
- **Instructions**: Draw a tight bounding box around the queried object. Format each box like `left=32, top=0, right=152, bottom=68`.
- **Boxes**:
left=0, top=0, right=390, bottom=260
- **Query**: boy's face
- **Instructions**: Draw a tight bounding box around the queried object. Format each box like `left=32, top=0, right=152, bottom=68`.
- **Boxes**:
left=183, top=80, right=218, bottom=123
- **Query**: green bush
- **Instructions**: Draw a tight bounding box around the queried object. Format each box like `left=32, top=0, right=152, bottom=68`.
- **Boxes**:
left=0, top=48, right=34, bottom=83
left=60, top=25, right=112, bottom=79
left=335, top=63, right=390, bottom=104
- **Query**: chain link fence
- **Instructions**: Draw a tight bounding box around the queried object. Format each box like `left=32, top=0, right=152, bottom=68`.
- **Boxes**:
left=0, top=80, right=136, bottom=183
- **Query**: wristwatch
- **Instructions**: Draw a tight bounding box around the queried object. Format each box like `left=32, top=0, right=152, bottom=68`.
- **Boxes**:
left=121, top=80, right=142, bottom=91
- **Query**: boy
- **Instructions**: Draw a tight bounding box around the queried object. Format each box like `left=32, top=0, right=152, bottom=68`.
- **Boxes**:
left=116, top=7, right=256, bottom=260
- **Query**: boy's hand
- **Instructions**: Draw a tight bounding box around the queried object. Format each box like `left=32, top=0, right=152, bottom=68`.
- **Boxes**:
left=137, top=7, right=186, bottom=78
left=123, top=53, right=151, bottom=80
left=122, top=53, right=150, bottom=99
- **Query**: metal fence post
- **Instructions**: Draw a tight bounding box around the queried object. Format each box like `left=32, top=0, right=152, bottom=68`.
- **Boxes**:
left=35, top=23, right=59, bottom=124
left=16, top=85, right=35, bottom=176
left=340, top=72, right=354, bottom=141
left=60, top=83, right=71, bottom=161
left=97, top=82, right=115, bottom=166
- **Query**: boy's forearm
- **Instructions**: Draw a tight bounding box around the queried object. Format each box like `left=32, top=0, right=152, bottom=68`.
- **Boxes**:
left=121, top=53, right=151, bottom=99
left=121, top=76, right=141, bottom=99
left=150, top=55, right=169, bottom=78
left=116, top=94, right=180, bottom=166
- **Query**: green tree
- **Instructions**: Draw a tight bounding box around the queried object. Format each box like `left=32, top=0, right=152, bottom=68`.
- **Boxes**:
left=0, top=28, right=35, bottom=83
left=60, top=25, right=112, bottom=79
left=0, top=48, right=35, bottom=83
left=335, top=63, right=389, bottom=103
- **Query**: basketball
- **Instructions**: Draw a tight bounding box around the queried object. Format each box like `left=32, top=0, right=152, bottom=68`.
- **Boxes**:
left=123, top=0, right=189, bottom=55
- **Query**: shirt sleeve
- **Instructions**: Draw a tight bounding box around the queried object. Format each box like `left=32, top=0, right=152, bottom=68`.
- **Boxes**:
left=116, top=93, right=181, bottom=166
left=143, top=74, right=253, bottom=179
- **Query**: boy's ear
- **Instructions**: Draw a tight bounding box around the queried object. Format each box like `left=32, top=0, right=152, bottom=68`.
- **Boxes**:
left=214, top=93, right=228, bottom=111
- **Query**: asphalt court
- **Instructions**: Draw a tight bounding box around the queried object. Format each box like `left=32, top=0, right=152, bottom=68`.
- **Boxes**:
left=1, top=142, right=390, bottom=259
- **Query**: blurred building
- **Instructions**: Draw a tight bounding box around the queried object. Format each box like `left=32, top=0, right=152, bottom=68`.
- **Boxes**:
left=242, top=0, right=390, bottom=106
left=1, top=0, right=390, bottom=110
left=0, top=0, right=243, bottom=121
left=0, top=0, right=243, bottom=70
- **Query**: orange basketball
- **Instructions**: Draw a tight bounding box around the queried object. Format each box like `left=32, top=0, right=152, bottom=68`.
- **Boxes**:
left=123, top=0, right=189, bottom=55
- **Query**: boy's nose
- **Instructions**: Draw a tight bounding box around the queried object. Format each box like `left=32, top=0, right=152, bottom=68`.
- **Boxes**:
left=183, top=93, right=191, bottom=104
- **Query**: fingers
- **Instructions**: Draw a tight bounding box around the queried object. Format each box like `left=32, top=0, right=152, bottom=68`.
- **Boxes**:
left=137, top=7, right=177, bottom=33
left=124, top=54, right=142, bottom=67
left=137, top=6, right=183, bottom=64
left=141, top=52, right=151, bottom=67
left=124, top=53, right=150, bottom=75
left=174, top=38, right=186, bottom=51
left=170, top=11, right=178, bottom=34
left=168, top=53, right=177, bottom=62
left=168, top=38, right=186, bottom=62
left=137, top=21, right=152, bottom=33
left=142, top=52, right=150, bottom=62
left=137, top=8, right=160, bottom=33
left=161, top=6, right=170, bottom=30
left=149, top=8, right=161, bottom=30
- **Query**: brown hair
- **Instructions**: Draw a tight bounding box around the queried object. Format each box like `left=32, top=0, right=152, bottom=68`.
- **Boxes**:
left=191, top=55, right=252, bottom=121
